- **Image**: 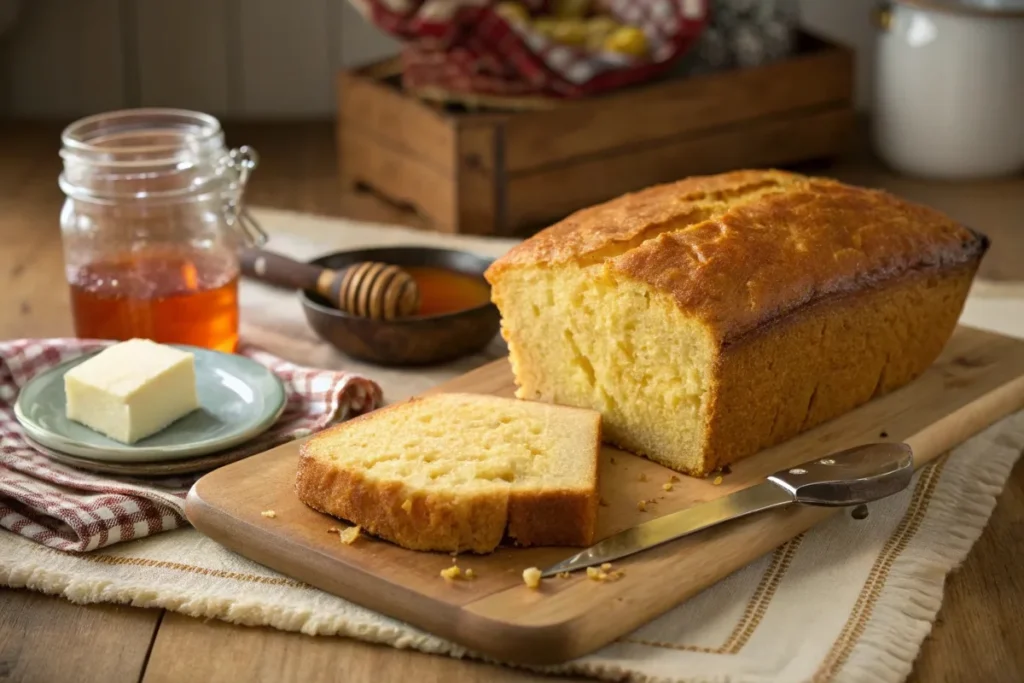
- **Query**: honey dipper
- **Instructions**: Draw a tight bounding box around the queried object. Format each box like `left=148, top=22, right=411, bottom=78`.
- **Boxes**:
left=239, top=247, right=420, bottom=320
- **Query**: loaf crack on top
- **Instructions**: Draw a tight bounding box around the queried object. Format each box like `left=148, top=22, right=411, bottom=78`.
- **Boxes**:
left=485, top=169, right=988, bottom=477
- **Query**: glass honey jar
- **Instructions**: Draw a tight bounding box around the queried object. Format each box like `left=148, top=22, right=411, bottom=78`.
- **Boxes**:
left=58, top=108, right=265, bottom=353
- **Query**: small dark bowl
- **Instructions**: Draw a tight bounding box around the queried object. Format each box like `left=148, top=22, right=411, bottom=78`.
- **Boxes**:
left=300, top=246, right=501, bottom=367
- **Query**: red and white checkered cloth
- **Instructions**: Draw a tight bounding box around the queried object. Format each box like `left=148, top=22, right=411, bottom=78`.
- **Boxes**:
left=350, top=0, right=708, bottom=99
left=0, top=339, right=383, bottom=553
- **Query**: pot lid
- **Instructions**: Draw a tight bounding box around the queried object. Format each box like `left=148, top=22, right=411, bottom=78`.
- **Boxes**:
left=895, top=0, right=1024, bottom=16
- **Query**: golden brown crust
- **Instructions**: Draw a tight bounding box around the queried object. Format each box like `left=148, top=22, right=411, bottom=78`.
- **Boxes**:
left=295, top=450, right=510, bottom=553
left=698, top=263, right=977, bottom=476
left=485, top=170, right=988, bottom=342
left=507, top=488, right=599, bottom=547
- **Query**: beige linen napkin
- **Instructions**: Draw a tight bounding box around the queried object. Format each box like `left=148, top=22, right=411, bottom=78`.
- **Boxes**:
left=3, top=207, right=1022, bottom=683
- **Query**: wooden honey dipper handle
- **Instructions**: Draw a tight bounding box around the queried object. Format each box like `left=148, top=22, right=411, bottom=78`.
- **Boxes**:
left=238, top=247, right=420, bottom=319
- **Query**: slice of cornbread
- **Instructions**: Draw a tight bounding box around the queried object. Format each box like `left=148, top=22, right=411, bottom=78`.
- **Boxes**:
left=295, top=393, right=601, bottom=553
left=485, top=170, right=988, bottom=477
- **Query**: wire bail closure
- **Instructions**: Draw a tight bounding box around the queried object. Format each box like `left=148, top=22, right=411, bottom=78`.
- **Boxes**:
left=223, top=145, right=267, bottom=247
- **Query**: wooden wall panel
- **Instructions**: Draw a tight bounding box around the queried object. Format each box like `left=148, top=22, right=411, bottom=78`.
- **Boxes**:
left=238, top=0, right=334, bottom=117
left=2, top=0, right=126, bottom=118
left=134, top=0, right=232, bottom=116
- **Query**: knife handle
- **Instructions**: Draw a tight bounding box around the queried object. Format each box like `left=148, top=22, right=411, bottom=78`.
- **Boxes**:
left=766, top=442, right=914, bottom=507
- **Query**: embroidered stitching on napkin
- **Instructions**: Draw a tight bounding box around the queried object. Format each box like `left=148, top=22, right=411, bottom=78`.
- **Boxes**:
left=0, top=338, right=383, bottom=553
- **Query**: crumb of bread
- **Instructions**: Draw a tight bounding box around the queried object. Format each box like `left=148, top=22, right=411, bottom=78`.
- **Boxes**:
left=638, top=473, right=648, bottom=482
left=401, top=499, right=413, bottom=514
left=464, top=568, right=476, bottom=579
left=670, top=475, right=680, bottom=483
left=608, top=570, right=625, bottom=581
left=586, top=567, right=608, bottom=581
left=338, top=525, right=361, bottom=545
left=450, top=550, right=459, bottom=557
left=600, top=562, right=612, bottom=571
left=637, top=500, right=647, bottom=512
left=713, top=475, right=724, bottom=486
left=327, top=527, right=340, bottom=534
left=557, top=571, right=571, bottom=579
left=522, top=567, right=542, bottom=589
left=441, top=565, right=462, bottom=581
left=451, top=556, right=458, bottom=563
left=662, top=482, right=673, bottom=491
left=260, top=510, right=276, bottom=519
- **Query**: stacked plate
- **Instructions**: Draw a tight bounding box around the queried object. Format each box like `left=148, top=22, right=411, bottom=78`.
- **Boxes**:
left=13, top=346, right=287, bottom=476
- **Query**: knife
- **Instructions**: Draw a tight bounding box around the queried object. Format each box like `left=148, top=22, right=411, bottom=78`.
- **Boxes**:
left=541, top=442, right=914, bottom=577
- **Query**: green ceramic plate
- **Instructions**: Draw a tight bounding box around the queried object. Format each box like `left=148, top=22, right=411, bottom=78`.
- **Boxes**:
left=14, top=345, right=287, bottom=463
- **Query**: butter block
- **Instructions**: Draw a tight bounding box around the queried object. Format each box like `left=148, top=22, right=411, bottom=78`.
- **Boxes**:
left=65, top=338, right=200, bottom=444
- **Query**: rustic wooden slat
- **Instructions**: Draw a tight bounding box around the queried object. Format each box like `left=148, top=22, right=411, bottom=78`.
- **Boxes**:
left=141, top=612, right=582, bottom=683
left=0, top=589, right=160, bottom=683
left=501, top=40, right=854, bottom=173
left=236, top=0, right=333, bottom=117
left=135, top=0, right=231, bottom=115
left=503, top=106, right=855, bottom=233
left=454, top=124, right=502, bottom=235
left=338, top=71, right=456, bottom=174
left=338, top=126, right=457, bottom=231
left=1, top=0, right=126, bottom=118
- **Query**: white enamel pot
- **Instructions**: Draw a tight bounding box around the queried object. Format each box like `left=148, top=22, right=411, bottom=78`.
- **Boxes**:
left=872, top=0, right=1024, bottom=180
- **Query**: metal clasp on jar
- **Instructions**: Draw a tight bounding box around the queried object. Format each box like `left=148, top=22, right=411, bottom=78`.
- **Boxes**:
left=221, top=145, right=268, bottom=248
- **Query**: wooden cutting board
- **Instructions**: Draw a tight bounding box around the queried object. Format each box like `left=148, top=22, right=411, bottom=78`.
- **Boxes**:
left=185, top=325, right=1024, bottom=665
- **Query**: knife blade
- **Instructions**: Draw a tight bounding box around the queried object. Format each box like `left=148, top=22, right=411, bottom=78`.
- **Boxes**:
left=541, top=442, right=914, bottom=578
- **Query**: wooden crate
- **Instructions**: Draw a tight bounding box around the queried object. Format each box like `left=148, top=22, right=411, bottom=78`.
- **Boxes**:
left=336, top=31, right=856, bottom=237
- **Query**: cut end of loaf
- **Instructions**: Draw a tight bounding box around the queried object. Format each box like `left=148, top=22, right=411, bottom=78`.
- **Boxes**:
left=295, top=393, right=601, bottom=553
left=496, top=264, right=715, bottom=476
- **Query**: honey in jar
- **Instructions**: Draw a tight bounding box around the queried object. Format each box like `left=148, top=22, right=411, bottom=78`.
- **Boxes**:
left=58, top=109, right=261, bottom=353
left=69, top=246, right=240, bottom=353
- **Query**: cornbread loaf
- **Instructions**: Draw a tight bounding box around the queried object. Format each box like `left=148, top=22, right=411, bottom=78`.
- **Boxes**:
left=295, top=393, right=601, bottom=553
left=484, top=170, right=988, bottom=477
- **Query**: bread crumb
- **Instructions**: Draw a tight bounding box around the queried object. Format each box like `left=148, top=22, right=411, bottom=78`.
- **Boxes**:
left=599, top=497, right=610, bottom=507
left=713, top=475, right=724, bottom=486
left=522, top=567, right=542, bottom=589
left=401, top=499, right=413, bottom=514
left=586, top=567, right=608, bottom=581
left=638, top=473, right=648, bottom=482
left=441, top=565, right=462, bottom=581
left=464, top=568, right=476, bottom=579
left=327, top=527, right=340, bottom=534
left=338, top=525, right=361, bottom=545
left=260, top=510, right=276, bottom=519
left=451, top=556, right=458, bottom=563
left=670, top=475, right=680, bottom=482
left=662, top=482, right=673, bottom=491
left=608, top=569, right=625, bottom=581
left=557, top=571, right=571, bottom=579
left=636, top=500, right=647, bottom=512
left=450, top=550, right=459, bottom=557
left=600, top=562, right=612, bottom=571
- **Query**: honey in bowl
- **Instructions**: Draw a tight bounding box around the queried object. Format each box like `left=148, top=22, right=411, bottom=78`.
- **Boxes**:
left=69, top=245, right=240, bottom=353
left=402, top=266, right=492, bottom=317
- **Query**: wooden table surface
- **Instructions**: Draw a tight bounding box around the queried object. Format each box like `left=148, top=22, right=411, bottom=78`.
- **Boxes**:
left=2, top=121, right=1023, bottom=683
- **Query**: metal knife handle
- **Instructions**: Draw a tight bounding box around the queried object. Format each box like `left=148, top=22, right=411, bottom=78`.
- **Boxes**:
left=767, top=442, right=914, bottom=507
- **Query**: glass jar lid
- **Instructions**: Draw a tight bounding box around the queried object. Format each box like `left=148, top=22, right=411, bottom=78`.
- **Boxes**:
left=59, top=108, right=265, bottom=246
